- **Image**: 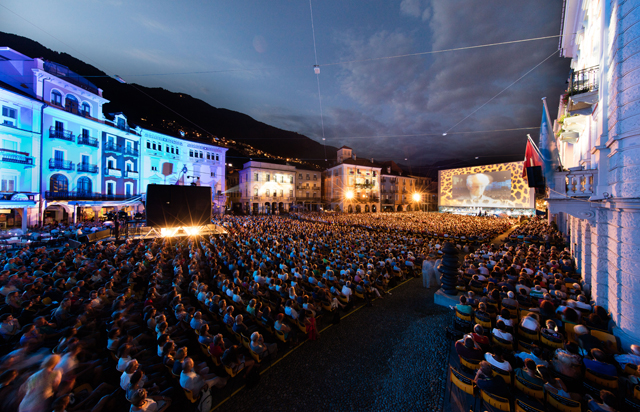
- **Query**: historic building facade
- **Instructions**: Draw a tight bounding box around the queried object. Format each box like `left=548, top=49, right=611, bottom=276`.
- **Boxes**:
left=547, top=0, right=640, bottom=346
left=237, top=161, right=296, bottom=214
left=323, top=147, right=381, bottom=213
left=294, top=168, right=322, bottom=211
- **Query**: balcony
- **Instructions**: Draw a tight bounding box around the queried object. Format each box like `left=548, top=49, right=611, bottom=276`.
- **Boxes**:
left=77, top=135, right=99, bottom=148
left=104, top=142, right=120, bottom=152
left=49, top=127, right=74, bottom=142
left=125, top=170, right=139, bottom=178
left=565, top=169, right=598, bottom=197
left=45, top=191, right=136, bottom=201
left=104, top=167, right=122, bottom=178
left=64, top=104, right=92, bottom=118
left=0, top=149, right=34, bottom=167
left=354, top=183, right=375, bottom=190
left=77, top=163, right=98, bottom=173
left=49, top=159, right=74, bottom=171
left=567, top=66, right=599, bottom=113
left=123, top=147, right=139, bottom=157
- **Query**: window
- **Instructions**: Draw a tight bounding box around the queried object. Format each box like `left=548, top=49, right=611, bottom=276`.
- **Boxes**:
left=215, top=154, right=219, bottom=161
left=157, top=144, right=162, bottom=152
left=1, top=106, right=16, bottom=126
left=207, top=153, right=210, bottom=160
left=54, top=121, right=64, bottom=132
left=306, top=192, right=310, bottom=198
left=117, top=118, right=126, bottom=130
left=81, top=155, right=90, bottom=165
left=279, top=190, right=283, bottom=197
left=147, top=142, right=151, bottom=149
left=54, top=150, right=64, bottom=161
left=107, top=159, right=115, bottom=169
left=290, top=176, right=293, bottom=183
left=125, top=183, right=132, bottom=197
left=176, top=148, right=179, bottom=155
left=126, top=162, right=133, bottom=172
left=106, top=182, right=115, bottom=195
left=126, top=141, right=133, bottom=153
left=51, top=90, right=62, bottom=106
left=151, top=166, right=158, bottom=172
left=254, top=188, right=259, bottom=196
left=77, top=177, right=92, bottom=194
left=289, top=190, right=293, bottom=197
left=306, top=174, right=310, bottom=179
left=266, top=174, right=270, bottom=182
left=211, top=172, right=216, bottom=177
left=171, top=147, right=175, bottom=154
left=254, top=173, right=259, bottom=182
left=199, top=152, right=203, bottom=159
left=81, top=102, right=91, bottom=116
left=189, top=150, right=193, bottom=157
left=313, top=192, right=317, bottom=198
left=82, top=129, right=89, bottom=138
left=0, top=176, right=15, bottom=192
left=166, top=146, right=170, bottom=153
left=299, top=174, right=302, bottom=179
left=49, top=174, right=68, bottom=192
left=153, top=143, right=157, bottom=150
left=65, top=94, right=78, bottom=110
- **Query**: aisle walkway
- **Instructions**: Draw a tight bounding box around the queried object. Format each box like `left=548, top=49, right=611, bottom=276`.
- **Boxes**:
left=214, top=278, right=452, bottom=412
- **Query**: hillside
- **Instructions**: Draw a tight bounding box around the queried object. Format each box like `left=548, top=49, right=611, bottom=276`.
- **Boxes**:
left=0, top=32, right=337, bottom=168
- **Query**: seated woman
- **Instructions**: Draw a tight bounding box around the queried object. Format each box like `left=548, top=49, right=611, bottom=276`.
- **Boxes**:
left=474, top=302, right=491, bottom=322
left=220, top=345, right=255, bottom=378
left=249, top=332, right=277, bottom=359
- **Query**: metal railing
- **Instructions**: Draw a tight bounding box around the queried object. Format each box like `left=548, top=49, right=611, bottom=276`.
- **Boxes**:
left=77, top=135, right=99, bottom=147
left=45, top=191, right=136, bottom=201
left=49, top=127, right=74, bottom=142
left=568, top=66, right=599, bottom=96
left=104, top=142, right=120, bottom=152
left=49, top=159, right=74, bottom=170
left=77, top=163, right=98, bottom=173
left=0, top=149, right=34, bottom=166
left=123, top=147, right=139, bottom=156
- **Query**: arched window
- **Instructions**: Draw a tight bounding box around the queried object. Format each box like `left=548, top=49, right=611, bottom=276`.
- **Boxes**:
left=81, top=102, right=91, bottom=116
left=77, top=177, right=92, bottom=194
left=65, top=94, right=78, bottom=110
left=50, top=174, right=68, bottom=193
left=51, top=90, right=62, bottom=106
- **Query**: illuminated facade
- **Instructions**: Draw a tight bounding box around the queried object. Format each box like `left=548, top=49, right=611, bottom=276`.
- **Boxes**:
left=237, top=161, right=295, bottom=214
left=323, top=147, right=381, bottom=213
left=139, top=128, right=227, bottom=213
left=380, top=164, right=417, bottom=212
left=294, top=168, right=321, bottom=211
left=547, top=0, right=640, bottom=346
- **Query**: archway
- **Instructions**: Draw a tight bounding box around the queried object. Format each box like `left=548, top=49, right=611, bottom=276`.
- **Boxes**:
left=50, top=174, right=68, bottom=193
left=364, top=205, right=370, bottom=213
left=355, top=205, right=361, bottom=213
left=278, top=202, right=284, bottom=212
left=397, top=205, right=403, bottom=212
left=335, top=205, right=341, bottom=212
left=372, top=205, right=377, bottom=213
left=347, top=205, right=353, bottom=213
left=264, top=203, right=271, bottom=214
left=406, top=204, right=412, bottom=211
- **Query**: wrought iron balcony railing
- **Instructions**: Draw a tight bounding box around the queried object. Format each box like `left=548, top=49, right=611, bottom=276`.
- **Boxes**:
left=568, top=66, right=599, bottom=96
left=49, top=127, right=74, bottom=142
left=45, top=191, right=136, bottom=201
left=77, top=135, right=99, bottom=147
left=104, top=142, right=120, bottom=152
left=122, top=147, right=139, bottom=156
left=49, top=159, right=74, bottom=170
left=77, top=163, right=98, bottom=173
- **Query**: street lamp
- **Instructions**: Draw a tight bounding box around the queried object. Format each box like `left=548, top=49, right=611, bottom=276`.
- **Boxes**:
left=412, top=192, right=421, bottom=211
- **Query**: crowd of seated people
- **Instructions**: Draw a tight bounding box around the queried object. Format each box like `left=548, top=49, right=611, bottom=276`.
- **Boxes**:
left=0, top=211, right=519, bottom=411
left=451, top=217, right=640, bottom=412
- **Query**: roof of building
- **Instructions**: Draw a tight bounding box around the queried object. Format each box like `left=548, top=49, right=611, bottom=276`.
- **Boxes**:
left=0, top=80, right=38, bottom=101
left=339, top=158, right=381, bottom=168
left=338, top=145, right=353, bottom=150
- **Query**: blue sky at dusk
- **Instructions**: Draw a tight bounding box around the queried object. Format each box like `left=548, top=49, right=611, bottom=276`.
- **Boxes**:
left=1, top=0, right=570, bottom=165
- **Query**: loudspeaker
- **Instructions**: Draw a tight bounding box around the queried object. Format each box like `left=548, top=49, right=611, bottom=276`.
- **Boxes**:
left=146, top=184, right=212, bottom=228
left=526, top=166, right=545, bottom=188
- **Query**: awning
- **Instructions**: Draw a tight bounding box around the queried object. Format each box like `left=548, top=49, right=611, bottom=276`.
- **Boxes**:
left=0, top=201, right=37, bottom=209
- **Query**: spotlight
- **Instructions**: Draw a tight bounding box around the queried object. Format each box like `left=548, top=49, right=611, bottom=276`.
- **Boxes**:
left=345, top=191, right=354, bottom=200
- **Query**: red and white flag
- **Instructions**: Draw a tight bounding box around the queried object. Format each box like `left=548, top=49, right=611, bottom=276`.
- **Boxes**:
left=522, top=138, right=542, bottom=178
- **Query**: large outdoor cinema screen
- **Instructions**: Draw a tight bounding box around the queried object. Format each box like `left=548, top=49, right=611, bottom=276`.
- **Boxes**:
left=438, top=162, right=534, bottom=209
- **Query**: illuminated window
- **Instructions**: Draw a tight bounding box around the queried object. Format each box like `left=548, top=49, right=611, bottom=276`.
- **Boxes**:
left=289, top=190, right=293, bottom=197
left=254, top=173, right=259, bottom=181
left=299, top=173, right=302, bottom=179
left=266, top=174, right=270, bottom=182
left=81, top=102, right=91, bottom=116
left=279, top=190, right=283, bottom=197
left=290, top=176, right=293, bottom=183
left=306, top=192, right=310, bottom=198
left=266, top=189, right=270, bottom=197
left=51, top=90, right=62, bottom=106
left=254, top=187, right=258, bottom=196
